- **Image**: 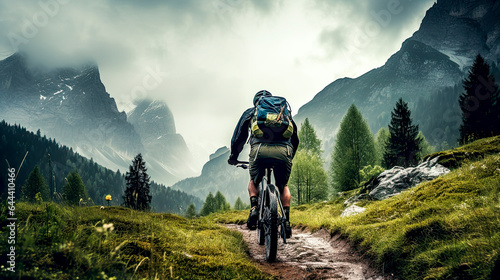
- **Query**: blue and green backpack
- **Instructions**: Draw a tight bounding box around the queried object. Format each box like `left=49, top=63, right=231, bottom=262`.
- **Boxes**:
left=251, top=96, right=294, bottom=139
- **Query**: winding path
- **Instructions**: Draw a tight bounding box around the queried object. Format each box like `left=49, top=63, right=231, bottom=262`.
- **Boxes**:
left=226, top=224, right=393, bottom=279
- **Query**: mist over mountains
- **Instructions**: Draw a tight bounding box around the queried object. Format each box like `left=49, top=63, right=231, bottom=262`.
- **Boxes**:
left=127, top=99, right=197, bottom=181
left=1, top=0, right=498, bottom=207
left=0, top=53, right=195, bottom=186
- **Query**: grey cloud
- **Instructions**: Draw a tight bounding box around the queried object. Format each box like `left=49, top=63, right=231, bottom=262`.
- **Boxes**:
left=364, top=0, right=436, bottom=35
left=314, top=0, right=435, bottom=60
left=249, top=0, right=282, bottom=13
left=318, top=27, right=349, bottom=55
left=0, top=0, right=281, bottom=67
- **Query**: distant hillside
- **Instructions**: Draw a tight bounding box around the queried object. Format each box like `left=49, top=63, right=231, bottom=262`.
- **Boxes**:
left=0, top=120, right=202, bottom=214
left=295, top=0, right=500, bottom=151
left=171, top=146, right=250, bottom=205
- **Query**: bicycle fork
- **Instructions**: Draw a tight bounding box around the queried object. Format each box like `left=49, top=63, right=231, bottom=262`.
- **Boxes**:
left=275, top=190, right=287, bottom=244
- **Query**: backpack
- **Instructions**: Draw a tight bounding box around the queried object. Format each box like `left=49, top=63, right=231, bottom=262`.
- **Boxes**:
left=251, top=96, right=294, bottom=139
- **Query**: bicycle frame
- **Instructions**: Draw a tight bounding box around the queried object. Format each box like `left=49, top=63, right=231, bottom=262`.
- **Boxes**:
left=236, top=161, right=287, bottom=262
left=259, top=167, right=287, bottom=244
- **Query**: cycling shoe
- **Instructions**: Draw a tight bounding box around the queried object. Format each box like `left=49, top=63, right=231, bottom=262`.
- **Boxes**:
left=247, top=206, right=258, bottom=230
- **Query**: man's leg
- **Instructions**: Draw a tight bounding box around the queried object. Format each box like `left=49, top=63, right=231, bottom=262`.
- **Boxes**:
left=248, top=180, right=259, bottom=197
left=247, top=180, right=259, bottom=230
left=281, top=185, right=291, bottom=207
left=280, top=185, right=292, bottom=238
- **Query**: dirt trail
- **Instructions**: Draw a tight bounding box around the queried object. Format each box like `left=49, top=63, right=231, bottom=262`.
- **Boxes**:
left=226, top=224, right=392, bottom=280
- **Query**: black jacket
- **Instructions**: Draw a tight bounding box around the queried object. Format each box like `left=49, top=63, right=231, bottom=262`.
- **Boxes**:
left=229, top=107, right=299, bottom=161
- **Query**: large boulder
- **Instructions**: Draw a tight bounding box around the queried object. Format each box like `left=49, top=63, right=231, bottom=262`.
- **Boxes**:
left=368, top=157, right=450, bottom=200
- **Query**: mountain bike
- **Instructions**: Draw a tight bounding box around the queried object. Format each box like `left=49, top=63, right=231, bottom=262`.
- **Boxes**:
left=236, top=161, right=287, bottom=262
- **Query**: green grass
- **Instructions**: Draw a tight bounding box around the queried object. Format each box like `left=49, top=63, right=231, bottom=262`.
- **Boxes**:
left=214, top=136, right=500, bottom=279
left=4, top=136, right=499, bottom=279
left=424, top=135, right=500, bottom=168
left=331, top=153, right=500, bottom=279
left=0, top=203, right=272, bottom=279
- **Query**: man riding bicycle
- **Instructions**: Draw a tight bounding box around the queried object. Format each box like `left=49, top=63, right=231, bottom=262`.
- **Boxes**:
left=228, top=90, right=299, bottom=238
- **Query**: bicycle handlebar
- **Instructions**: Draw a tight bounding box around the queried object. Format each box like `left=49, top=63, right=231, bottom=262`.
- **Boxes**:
left=235, top=161, right=249, bottom=169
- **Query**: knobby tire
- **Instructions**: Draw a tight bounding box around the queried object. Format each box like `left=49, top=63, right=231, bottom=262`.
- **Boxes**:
left=265, top=184, right=278, bottom=262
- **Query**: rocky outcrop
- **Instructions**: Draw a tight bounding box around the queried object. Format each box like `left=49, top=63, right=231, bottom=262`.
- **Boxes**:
left=343, top=158, right=450, bottom=216
left=367, top=157, right=450, bottom=201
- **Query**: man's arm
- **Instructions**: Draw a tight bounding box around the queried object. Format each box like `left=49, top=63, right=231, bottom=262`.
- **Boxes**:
left=229, top=108, right=254, bottom=163
left=290, top=119, right=299, bottom=158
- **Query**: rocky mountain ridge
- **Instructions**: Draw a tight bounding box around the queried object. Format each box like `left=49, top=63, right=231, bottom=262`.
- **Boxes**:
left=0, top=53, right=194, bottom=185
left=294, top=0, right=500, bottom=152
left=171, top=146, right=250, bottom=204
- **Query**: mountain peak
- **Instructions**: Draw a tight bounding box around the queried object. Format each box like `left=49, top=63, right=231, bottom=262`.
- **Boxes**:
left=209, top=146, right=229, bottom=161
left=128, top=99, right=177, bottom=138
left=412, top=0, right=499, bottom=64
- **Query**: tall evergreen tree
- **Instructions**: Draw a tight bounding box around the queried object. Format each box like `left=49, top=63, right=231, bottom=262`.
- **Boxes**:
left=22, top=165, right=50, bottom=202
left=200, top=192, right=216, bottom=216
left=290, top=118, right=328, bottom=204
left=383, top=98, right=422, bottom=168
left=62, top=169, right=88, bottom=206
left=214, top=191, right=230, bottom=212
left=459, top=54, right=500, bottom=143
left=123, top=153, right=152, bottom=211
left=185, top=203, right=196, bottom=219
left=330, top=104, right=377, bottom=192
left=297, top=118, right=322, bottom=156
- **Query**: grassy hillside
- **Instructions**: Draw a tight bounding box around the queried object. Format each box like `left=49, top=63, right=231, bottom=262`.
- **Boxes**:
left=0, top=203, right=271, bottom=279
left=215, top=136, right=500, bottom=279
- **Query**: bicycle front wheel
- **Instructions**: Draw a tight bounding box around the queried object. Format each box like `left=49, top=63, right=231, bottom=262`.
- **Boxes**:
left=264, top=184, right=279, bottom=262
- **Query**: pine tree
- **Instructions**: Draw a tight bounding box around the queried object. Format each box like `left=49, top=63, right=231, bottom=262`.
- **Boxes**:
left=22, top=165, right=50, bottom=202
left=186, top=203, right=196, bottom=219
left=214, top=191, right=230, bottom=212
left=375, top=127, right=390, bottom=165
left=200, top=192, right=216, bottom=216
left=297, top=118, right=322, bottom=156
left=290, top=118, right=328, bottom=204
left=383, top=98, right=422, bottom=168
left=123, top=153, right=152, bottom=211
left=63, top=169, right=88, bottom=206
left=233, top=197, right=248, bottom=210
left=459, top=54, right=500, bottom=143
left=330, top=105, right=377, bottom=192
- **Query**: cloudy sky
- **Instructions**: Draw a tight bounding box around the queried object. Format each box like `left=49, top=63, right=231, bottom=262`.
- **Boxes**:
left=0, top=0, right=434, bottom=167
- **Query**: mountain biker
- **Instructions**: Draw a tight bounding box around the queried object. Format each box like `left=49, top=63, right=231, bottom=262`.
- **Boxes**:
left=228, top=90, right=299, bottom=238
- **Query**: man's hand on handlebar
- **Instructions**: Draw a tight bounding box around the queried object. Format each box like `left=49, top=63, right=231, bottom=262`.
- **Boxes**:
left=228, top=158, right=239, bottom=166
left=228, top=157, right=250, bottom=169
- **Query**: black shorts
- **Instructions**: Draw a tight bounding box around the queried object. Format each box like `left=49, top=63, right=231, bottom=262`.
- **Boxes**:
left=249, top=143, right=293, bottom=190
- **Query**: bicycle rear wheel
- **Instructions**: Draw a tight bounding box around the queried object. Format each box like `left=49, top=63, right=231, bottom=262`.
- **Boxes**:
left=264, top=184, right=279, bottom=262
